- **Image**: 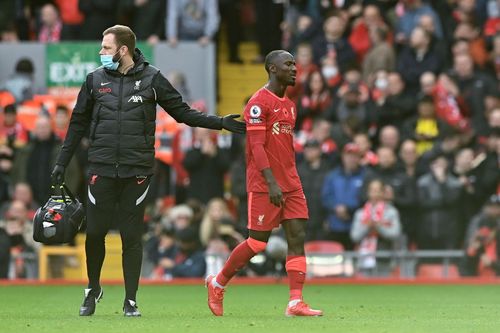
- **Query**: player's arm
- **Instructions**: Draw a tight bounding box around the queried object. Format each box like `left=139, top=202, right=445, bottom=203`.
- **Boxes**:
left=245, top=103, right=283, bottom=207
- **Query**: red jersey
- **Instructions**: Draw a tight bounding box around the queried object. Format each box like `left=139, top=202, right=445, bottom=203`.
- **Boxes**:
left=244, top=87, right=302, bottom=193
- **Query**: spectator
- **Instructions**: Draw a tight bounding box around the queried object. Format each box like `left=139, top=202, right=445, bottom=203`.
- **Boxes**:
left=351, top=179, right=401, bottom=275
left=0, top=183, right=38, bottom=220
left=454, top=21, right=489, bottom=68
left=170, top=227, right=206, bottom=278
left=78, top=0, right=118, bottom=40
left=349, top=4, right=391, bottom=63
left=287, top=43, right=319, bottom=103
left=183, top=127, right=231, bottom=204
left=322, top=143, right=365, bottom=250
left=419, top=126, right=464, bottom=171
left=378, top=125, right=401, bottom=152
left=330, top=82, right=375, bottom=129
left=331, top=115, right=364, bottom=151
left=396, top=26, right=443, bottom=94
left=472, top=127, right=500, bottom=208
left=167, top=0, right=220, bottom=47
left=425, top=72, right=469, bottom=131
left=219, top=0, right=243, bottom=63
left=362, top=26, right=396, bottom=83
left=38, top=3, right=62, bottom=43
left=403, top=95, right=449, bottom=155
left=252, top=0, right=284, bottom=63
left=164, top=204, right=194, bottom=232
left=452, top=147, right=485, bottom=238
left=373, top=71, right=416, bottom=130
left=199, top=198, right=243, bottom=249
left=461, top=194, right=500, bottom=276
left=395, top=0, right=443, bottom=44
left=353, top=132, right=378, bottom=167
left=297, top=71, right=333, bottom=131
left=297, top=139, right=330, bottom=241
left=1, top=58, right=35, bottom=103
left=119, top=0, right=166, bottom=44
left=53, top=105, right=70, bottom=141
left=417, top=154, right=463, bottom=250
left=418, top=13, right=450, bottom=68
left=364, top=147, right=417, bottom=221
left=151, top=226, right=206, bottom=278
left=54, top=0, right=84, bottom=40
left=11, top=116, right=81, bottom=206
left=0, top=104, right=29, bottom=149
left=148, top=227, right=177, bottom=279
left=0, top=200, right=37, bottom=278
left=297, top=118, right=339, bottom=167
left=449, top=53, right=498, bottom=133
left=397, top=139, right=422, bottom=244
left=311, top=13, right=356, bottom=72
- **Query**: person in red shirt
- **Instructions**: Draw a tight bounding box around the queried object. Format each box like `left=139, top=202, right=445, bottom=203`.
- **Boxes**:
left=206, top=50, right=323, bottom=317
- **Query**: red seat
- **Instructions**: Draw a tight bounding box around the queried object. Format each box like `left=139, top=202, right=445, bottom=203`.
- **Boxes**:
left=417, top=264, right=460, bottom=278
left=304, top=241, right=347, bottom=277
left=304, top=241, right=344, bottom=254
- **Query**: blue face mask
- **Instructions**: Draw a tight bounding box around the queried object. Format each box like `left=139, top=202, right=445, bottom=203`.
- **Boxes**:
left=100, top=50, right=122, bottom=70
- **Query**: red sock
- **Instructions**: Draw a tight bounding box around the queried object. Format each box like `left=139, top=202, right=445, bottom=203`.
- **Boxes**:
left=216, top=238, right=267, bottom=286
left=286, top=255, right=306, bottom=301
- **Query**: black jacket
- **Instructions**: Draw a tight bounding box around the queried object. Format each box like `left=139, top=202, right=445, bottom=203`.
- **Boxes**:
left=57, top=48, right=223, bottom=178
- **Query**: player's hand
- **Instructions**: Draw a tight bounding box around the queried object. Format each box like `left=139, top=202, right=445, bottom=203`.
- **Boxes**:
left=268, top=182, right=283, bottom=207
left=222, top=114, right=246, bottom=134
left=51, top=164, right=65, bottom=185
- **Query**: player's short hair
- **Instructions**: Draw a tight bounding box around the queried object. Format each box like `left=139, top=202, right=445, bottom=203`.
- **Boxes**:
left=264, top=50, right=288, bottom=74
left=103, top=25, right=136, bottom=57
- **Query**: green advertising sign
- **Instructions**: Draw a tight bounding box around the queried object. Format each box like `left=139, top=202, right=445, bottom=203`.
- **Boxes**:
left=46, top=42, right=153, bottom=87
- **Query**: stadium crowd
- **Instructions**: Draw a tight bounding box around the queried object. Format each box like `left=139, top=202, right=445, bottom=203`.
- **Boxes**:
left=0, top=0, right=499, bottom=279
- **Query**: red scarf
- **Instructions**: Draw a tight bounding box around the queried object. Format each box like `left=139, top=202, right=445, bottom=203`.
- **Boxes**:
left=358, top=201, right=385, bottom=269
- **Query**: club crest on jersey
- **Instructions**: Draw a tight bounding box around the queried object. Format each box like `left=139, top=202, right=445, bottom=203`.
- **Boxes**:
left=250, top=105, right=261, bottom=118
left=134, top=80, right=141, bottom=90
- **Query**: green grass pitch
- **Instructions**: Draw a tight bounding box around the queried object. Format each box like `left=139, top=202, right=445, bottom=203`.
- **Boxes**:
left=1, top=284, right=499, bottom=333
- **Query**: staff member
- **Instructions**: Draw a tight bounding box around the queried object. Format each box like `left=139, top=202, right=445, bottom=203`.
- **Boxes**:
left=51, top=25, right=245, bottom=317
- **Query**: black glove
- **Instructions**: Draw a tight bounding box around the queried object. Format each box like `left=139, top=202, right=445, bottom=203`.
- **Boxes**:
left=221, top=114, right=246, bottom=134
left=51, top=164, right=66, bottom=185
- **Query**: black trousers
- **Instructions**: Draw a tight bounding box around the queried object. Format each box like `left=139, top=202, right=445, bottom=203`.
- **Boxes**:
left=85, top=175, right=150, bottom=301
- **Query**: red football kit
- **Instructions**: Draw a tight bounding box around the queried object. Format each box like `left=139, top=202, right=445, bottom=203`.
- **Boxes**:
left=244, top=87, right=308, bottom=231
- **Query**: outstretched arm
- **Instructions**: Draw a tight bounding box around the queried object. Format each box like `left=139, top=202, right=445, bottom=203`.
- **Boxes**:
left=153, top=72, right=245, bottom=133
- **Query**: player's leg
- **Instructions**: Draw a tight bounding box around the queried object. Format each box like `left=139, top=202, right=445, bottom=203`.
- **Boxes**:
left=206, top=229, right=271, bottom=316
left=81, top=175, right=116, bottom=316
left=206, top=192, right=279, bottom=316
left=282, top=219, right=322, bottom=316
left=117, top=176, right=151, bottom=317
left=281, top=189, right=322, bottom=317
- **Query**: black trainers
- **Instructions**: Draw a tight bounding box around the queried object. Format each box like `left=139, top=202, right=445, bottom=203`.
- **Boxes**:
left=79, top=288, right=103, bottom=316
left=123, top=299, right=141, bottom=317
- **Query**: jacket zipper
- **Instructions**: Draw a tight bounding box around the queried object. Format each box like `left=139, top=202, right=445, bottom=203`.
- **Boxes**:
left=116, top=75, right=124, bottom=176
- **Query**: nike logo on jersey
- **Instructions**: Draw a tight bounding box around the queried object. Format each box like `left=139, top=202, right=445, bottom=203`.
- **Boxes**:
left=273, top=108, right=280, bottom=113
left=100, top=82, right=111, bottom=86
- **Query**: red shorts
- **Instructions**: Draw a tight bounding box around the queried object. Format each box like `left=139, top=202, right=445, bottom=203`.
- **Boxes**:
left=247, top=188, right=309, bottom=231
